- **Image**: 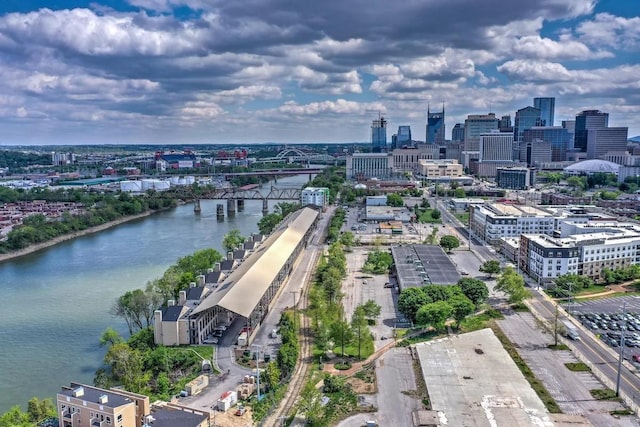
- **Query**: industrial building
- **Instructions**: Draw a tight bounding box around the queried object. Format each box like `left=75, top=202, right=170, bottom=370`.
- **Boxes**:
left=390, top=244, right=461, bottom=288
left=153, top=207, right=319, bottom=347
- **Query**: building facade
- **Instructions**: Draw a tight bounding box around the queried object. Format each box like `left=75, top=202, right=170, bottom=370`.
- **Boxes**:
left=479, top=132, right=514, bottom=161
left=574, top=110, right=609, bottom=152
left=371, top=116, right=388, bottom=153
left=301, top=187, right=330, bottom=207
left=391, top=147, right=433, bottom=174
left=452, top=123, right=465, bottom=142
left=586, top=127, right=629, bottom=159
left=513, top=106, right=542, bottom=142
left=346, top=153, right=393, bottom=180
left=469, top=203, right=555, bottom=245
left=393, top=125, right=412, bottom=149
left=533, top=97, right=555, bottom=127
left=496, top=167, right=532, bottom=190
left=522, top=126, right=571, bottom=162
left=426, top=106, right=445, bottom=144
left=464, top=113, right=499, bottom=151
left=417, top=159, right=463, bottom=179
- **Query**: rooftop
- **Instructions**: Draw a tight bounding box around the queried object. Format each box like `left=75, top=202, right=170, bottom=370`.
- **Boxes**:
left=391, top=244, right=461, bottom=288
left=59, top=384, right=132, bottom=408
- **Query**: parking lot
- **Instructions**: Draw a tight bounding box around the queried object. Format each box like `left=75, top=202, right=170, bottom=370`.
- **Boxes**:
left=566, top=296, right=640, bottom=357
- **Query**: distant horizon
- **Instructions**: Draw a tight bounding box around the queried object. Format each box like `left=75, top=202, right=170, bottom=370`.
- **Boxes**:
left=0, top=1, right=638, bottom=144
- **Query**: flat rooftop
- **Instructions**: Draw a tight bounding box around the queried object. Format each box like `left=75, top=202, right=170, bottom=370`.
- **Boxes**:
left=415, top=328, right=552, bottom=427
left=392, top=244, right=460, bottom=288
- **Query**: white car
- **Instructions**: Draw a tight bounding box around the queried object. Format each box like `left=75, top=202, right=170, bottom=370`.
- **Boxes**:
left=203, top=337, right=219, bottom=344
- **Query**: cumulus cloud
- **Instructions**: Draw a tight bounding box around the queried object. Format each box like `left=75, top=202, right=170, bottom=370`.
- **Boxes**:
left=0, top=0, right=636, bottom=143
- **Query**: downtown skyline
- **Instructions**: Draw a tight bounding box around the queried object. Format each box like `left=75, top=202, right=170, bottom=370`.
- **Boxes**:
left=0, top=0, right=638, bottom=145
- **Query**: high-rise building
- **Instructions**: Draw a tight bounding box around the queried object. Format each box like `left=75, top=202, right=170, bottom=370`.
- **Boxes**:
left=426, top=106, right=445, bottom=144
left=395, top=125, right=412, bottom=148
left=498, top=115, right=513, bottom=133
left=463, top=113, right=499, bottom=151
left=586, top=128, right=629, bottom=159
left=522, top=126, right=571, bottom=162
left=478, top=131, right=514, bottom=161
left=533, top=97, right=555, bottom=126
left=574, top=110, right=608, bottom=151
left=513, top=106, right=542, bottom=142
left=371, top=116, right=388, bottom=153
left=452, top=123, right=465, bottom=141
left=562, top=120, right=576, bottom=149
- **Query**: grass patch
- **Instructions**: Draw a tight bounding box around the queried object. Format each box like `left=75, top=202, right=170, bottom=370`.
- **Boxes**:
left=334, top=362, right=352, bottom=370
left=417, top=209, right=443, bottom=224
left=574, top=284, right=608, bottom=296
left=565, top=362, right=591, bottom=372
left=491, top=324, right=562, bottom=414
left=337, top=339, right=375, bottom=360
left=459, top=309, right=504, bottom=333
left=512, top=303, right=530, bottom=312
left=590, top=388, right=621, bottom=401
left=548, top=344, right=569, bottom=351
left=396, top=329, right=442, bottom=346
left=455, top=213, right=469, bottom=225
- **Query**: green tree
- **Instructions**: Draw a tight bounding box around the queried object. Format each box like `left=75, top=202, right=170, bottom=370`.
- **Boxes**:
left=263, top=361, right=282, bottom=391
left=454, top=188, right=466, bottom=198
left=448, top=295, right=475, bottom=327
left=0, top=406, right=31, bottom=427
left=398, top=287, right=432, bottom=323
left=458, top=277, right=489, bottom=307
left=103, top=342, right=146, bottom=392
left=222, top=229, right=245, bottom=252
left=297, top=381, right=323, bottom=426
left=330, top=319, right=354, bottom=357
left=361, top=299, right=382, bottom=323
left=439, top=235, right=460, bottom=253
left=479, top=260, right=501, bottom=278
left=26, top=397, right=56, bottom=423
left=416, top=301, right=453, bottom=331
left=339, top=231, right=356, bottom=248
left=430, top=209, right=441, bottom=220
left=567, top=176, right=587, bottom=193
left=257, top=212, right=282, bottom=234
left=495, top=266, right=529, bottom=304
left=351, top=306, right=370, bottom=359
left=100, top=327, right=124, bottom=347
left=386, top=193, right=404, bottom=207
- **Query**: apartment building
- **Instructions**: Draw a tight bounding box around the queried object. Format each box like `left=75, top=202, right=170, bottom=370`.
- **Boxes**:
left=520, top=225, right=640, bottom=282
left=469, top=203, right=554, bottom=245
left=301, top=187, right=330, bottom=208
left=57, top=383, right=210, bottom=427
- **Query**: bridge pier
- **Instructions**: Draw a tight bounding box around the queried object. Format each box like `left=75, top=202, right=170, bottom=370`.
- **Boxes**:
left=216, top=204, right=225, bottom=221
left=262, top=199, right=269, bottom=216
left=237, top=199, right=244, bottom=211
left=227, top=198, right=236, bottom=216
left=194, top=198, right=201, bottom=214
left=308, top=173, right=313, bottom=182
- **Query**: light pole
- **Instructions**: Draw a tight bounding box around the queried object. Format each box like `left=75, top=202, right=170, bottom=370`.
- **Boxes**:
left=291, top=290, right=298, bottom=329
left=616, top=302, right=627, bottom=397
left=252, top=344, right=262, bottom=401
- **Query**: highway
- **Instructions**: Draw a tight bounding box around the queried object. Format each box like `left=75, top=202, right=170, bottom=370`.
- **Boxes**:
left=435, top=196, right=640, bottom=412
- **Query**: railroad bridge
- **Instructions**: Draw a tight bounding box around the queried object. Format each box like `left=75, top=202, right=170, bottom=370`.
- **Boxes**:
left=190, top=184, right=302, bottom=217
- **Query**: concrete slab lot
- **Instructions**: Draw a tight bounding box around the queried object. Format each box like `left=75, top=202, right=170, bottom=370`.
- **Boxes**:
left=415, top=328, right=554, bottom=427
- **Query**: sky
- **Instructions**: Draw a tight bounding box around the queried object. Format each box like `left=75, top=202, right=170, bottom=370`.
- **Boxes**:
left=0, top=0, right=638, bottom=145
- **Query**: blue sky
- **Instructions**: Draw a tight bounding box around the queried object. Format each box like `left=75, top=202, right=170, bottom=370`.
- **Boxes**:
left=0, top=0, right=638, bottom=145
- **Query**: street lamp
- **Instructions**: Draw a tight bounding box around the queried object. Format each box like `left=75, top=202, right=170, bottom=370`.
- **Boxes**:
left=616, top=302, right=627, bottom=397
left=252, top=344, right=263, bottom=401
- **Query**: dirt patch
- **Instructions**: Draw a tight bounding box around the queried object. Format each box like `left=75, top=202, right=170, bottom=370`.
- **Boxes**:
left=347, top=377, right=377, bottom=394
left=213, top=407, right=253, bottom=427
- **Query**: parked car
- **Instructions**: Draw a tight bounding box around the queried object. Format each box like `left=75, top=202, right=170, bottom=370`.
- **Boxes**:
left=384, top=282, right=393, bottom=288
left=203, top=337, right=218, bottom=344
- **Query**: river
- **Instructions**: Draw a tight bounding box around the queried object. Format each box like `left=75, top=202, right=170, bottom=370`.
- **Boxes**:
left=0, top=174, right=312, bottom=413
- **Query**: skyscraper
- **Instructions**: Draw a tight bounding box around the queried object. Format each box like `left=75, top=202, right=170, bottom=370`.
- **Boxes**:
left=395, top=125, right=412, bottom=148
left=464, top=113, right=499, bottom=151
left=452, top=123, right=464, bottom=142
left=371, top=116, right=388, bottom=153
left=513, top=106, right=542, bottom=142
left=523, top=126, right=571, bottom=162
left=574, top=110, right=608, bottom=152
left=533, top=97, right=555, bottom=127
left=426, top=105, right=445, bottom=144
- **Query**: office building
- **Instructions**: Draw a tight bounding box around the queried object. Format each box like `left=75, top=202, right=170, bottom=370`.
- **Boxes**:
left=479, top=131, right=514, bottom=161
left=371, top=116, right=388, bottom=153
left=574, top=110, right=608, bottom=152
left=496, top=167, right=533, bottom=190
left=513, top=106, right=542, bottom=142
left=562, top=120, right=576, bottom=149
left=392, top=147, right=433, bottom=174
left=346, top=153, right=393, bottom=180
left=522, top=126, right=571, bottom=162
left=498, top=115, right=513, bottom=133
left=519, top=139, right=552, bottom=167
left=417, top=159, right=463, bottom=179
left=426, top=106, right=445, bottom=144
left=464, top=113, right=499, bottom=151
left=533, top=97, right=555, bottom=126
left=586, top=127, right=629, bottom=159
left=301, top=187, right=330, bottom=207
left=393, top=125, right=412, bottom=149
left=452, top=123, right=465, bottom=142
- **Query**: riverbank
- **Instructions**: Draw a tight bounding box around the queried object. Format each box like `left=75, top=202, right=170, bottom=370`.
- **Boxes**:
left=0, top=210, right=161, bottom=263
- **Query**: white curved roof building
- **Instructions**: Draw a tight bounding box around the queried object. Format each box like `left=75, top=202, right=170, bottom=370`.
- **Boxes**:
left=564, top=159, right=620, bottom=175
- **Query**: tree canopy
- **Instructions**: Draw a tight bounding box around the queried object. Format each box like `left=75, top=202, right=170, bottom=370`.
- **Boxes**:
left=439, top=235, right=460, bottom=252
